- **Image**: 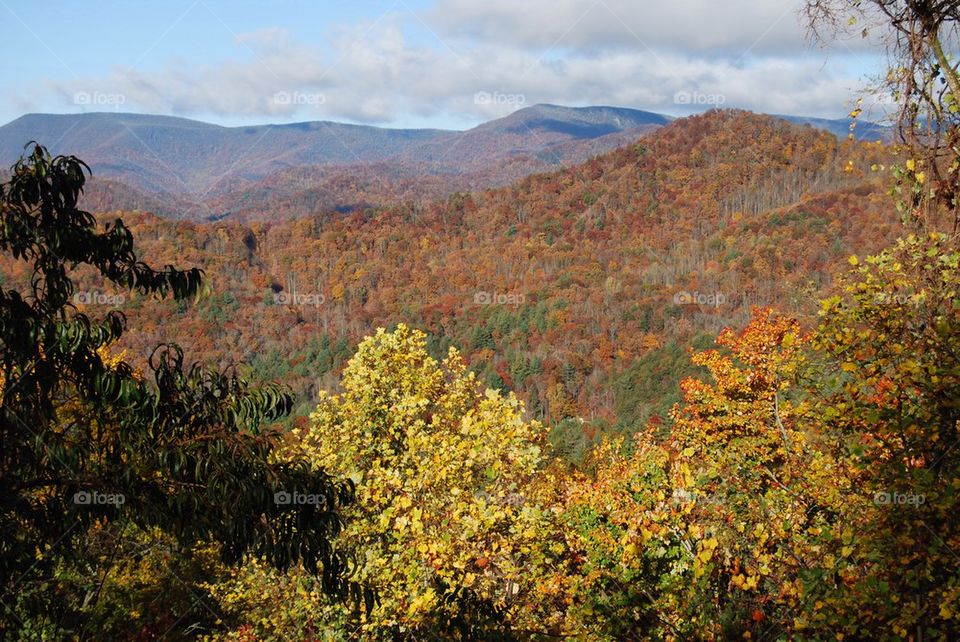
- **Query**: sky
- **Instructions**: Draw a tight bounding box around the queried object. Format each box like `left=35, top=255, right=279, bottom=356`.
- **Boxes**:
left=0, top=0, right=889, bottom=130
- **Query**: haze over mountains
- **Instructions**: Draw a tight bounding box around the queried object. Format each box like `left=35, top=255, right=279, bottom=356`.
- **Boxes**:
left=0, top=104, right=886, bottom=222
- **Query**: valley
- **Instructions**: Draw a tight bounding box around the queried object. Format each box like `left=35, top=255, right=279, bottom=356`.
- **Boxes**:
left=2, top=109, right=896, bottom=458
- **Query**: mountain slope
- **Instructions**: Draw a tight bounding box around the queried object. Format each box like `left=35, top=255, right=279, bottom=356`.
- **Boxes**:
left=777, top=114, right=892, bottom=142
left=0, top=106, right=669, bottom=195
left=0, top=106, right=889, bottom=222
left=2, top=110, right=896, bottom=454
left=395, top=104, right=670, bottom=166
left=0, top=112, right=447, bottom=195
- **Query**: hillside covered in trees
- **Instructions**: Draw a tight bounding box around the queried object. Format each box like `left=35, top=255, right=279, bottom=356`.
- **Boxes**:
left=2, top=110, right=895, bottom=459
left=0, top=106, right=889, bottom=224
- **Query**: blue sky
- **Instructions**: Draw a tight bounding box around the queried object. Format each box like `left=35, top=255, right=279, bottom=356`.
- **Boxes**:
left=1, top=0, right=888, bottom=129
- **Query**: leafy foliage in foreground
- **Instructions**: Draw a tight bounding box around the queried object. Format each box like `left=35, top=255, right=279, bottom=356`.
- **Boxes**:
left=209, top=324, right=562, bottom=640
left=200, top=232, right=958, bottom=641
left=2, top=144, right=956, bottom=639
left=557, top=234, right=960, bottom=639
left=0, top=145, right=356, bottom=638
left=4, top=5, right=960, bottom=628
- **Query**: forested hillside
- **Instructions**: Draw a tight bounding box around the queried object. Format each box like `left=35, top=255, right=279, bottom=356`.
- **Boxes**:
left=0, top=106, right=885, bottom=222
left=0, top=106, right=670, bottom=221
left=4, top=110, right=894, bottom=459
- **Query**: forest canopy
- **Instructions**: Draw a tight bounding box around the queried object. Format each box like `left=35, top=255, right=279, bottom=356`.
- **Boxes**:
left=1, top=1, right=960, bottom=639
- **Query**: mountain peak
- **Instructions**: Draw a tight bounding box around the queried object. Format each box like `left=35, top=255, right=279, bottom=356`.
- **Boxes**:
left=0, top=106, right=889, bottom=221
left=477, top=103, right=671, bottom=134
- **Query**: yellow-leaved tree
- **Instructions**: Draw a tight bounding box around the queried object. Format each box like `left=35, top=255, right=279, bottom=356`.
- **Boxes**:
left=208, top=324, right=559, bottom=641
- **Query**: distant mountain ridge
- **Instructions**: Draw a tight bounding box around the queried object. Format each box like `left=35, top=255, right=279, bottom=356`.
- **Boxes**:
left=0, top=105, right=889, bottom=221
left=0, top=112, right=447, bottom=195
left=775, top=114, right=890, bottom=142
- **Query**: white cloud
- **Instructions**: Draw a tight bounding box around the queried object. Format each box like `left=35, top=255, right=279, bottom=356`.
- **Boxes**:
left=425, top=0, right=873, bottom=56
left=40, top=3, right=882, bottom=126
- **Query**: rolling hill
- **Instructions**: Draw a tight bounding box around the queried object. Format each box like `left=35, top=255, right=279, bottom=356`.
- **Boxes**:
left=0, top=109, right=898, bottom=457
left=0, top=105, right=888, bottom=222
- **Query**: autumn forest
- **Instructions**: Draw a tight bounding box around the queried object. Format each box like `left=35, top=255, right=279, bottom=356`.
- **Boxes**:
left=2, top=1, right=960, bottom=640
